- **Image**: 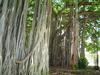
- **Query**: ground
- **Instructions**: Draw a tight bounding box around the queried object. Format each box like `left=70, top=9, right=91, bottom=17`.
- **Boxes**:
left=50, top=67, right=100, bottom=75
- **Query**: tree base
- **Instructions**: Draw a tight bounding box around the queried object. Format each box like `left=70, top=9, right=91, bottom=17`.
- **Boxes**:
left=94, top=66, right=99, bottom=70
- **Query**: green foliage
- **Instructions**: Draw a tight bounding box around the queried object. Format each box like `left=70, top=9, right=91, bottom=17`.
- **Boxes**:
left=25, top=0, right=35, bottom=47
left=77, top=56, right=88, bottom=69
left=82, top=19, right=100, bottom=53
left=52, top=0, right=65, bottom=14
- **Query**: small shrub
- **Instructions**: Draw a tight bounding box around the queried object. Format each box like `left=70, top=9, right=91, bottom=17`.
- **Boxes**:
left=77, top=56, right=88, bottom=69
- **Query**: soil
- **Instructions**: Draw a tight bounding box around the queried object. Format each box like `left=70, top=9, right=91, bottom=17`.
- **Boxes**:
left=50, top=67, right=100, bottom=75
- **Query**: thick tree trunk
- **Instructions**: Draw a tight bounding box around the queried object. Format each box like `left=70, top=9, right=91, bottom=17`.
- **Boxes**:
left=1, top=0, right=27, bottom=75
left=21, top=0, right=51, bottom=75
left=49, top=14, right=58, bottom=66
left=0, top=1, right=3, bottom=74
left=65, top=25, right=71, bottom=69
left=1, top=0, right=52, bottom=75
left=70, top=0, right=79, bottom=68
left=49, top=14, right=65, bottom=67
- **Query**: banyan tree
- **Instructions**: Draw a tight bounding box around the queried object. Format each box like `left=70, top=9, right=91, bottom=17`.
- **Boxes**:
left=49, top=0, right=80, bottom=69
left=0, top=0, right=51, bottom=75
left=49, top=0, right=100, bottom=70
left=0, top=0, right=100, bottom=75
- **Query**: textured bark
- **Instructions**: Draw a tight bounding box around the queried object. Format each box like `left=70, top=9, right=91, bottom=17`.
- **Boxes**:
left=1, top=0, right=27, bottom=75
left=65, top=25, right=71, bottom=69
left=49, top=13, right=71, bottom=68
left=23, top=0, right=52, bottom=75
left=49, top=14, right=65, bottom=67
left=0, top=1, right=3, bottom=74
left=70, top=0, right=79, bottom=68
left=49, top=14, right=57, bottom=66
left=1, top=0, right=52, bottom=75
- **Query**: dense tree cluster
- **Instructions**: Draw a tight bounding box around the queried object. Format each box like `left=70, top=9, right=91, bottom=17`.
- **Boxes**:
left=0, top=0, right=100, bottom=75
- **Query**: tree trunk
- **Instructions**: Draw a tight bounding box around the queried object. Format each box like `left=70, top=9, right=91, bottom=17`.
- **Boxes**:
left=80, top=22, right=85, bottom=57
left=22, top=0, right=51, bottom=75
left=1, top=0, right=52, bottom=75
left=70, top=0, right=79, bottom=68
left=1, top=0, right=27, bottom=75
left=65, top=25, right=71, bottom=69
left=0, top=1, right=3, bottom=74
left=49, top=13, right=58, bottom=66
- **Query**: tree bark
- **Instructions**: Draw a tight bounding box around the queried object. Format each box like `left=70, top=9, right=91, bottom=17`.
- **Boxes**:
left=70, top=0, right=79, bottom=68
left=1, top=0, right=27, bottom=75
left=1, top=0, right=52, bottom=75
